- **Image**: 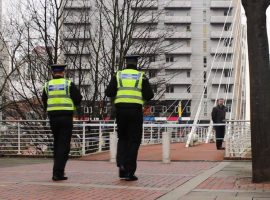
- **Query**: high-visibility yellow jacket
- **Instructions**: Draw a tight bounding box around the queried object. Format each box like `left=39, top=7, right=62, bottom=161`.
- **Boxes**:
left=44, top=78, right=75, bottom=111
left=115, top=69, right=144, bottom=105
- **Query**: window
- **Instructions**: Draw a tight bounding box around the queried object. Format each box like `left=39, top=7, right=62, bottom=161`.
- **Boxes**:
left=203, top=56, right=207, bottom=64
left=204, top=87, right=207, bottom=98
left=187, top=85, right=191, bottom=93
left=203, top=41, right=207, bottom=52
left=149, top=70, right=157, bottom=78
left=186, top=106, right=191, bottom=113
left=166, top=56, right=174, bottom=62
left=224, top=24, right=231, bottom=31
left=187, top=40, right=190, bottom=47
left=203, top=71, right=207, bottom=83
left=224, top=85, right=233, bottom=93
left=224, top=69, right=232, bottom=77
left=186, top=25, right=191, bottom=32
left=149, top=56, right=156, bottom=63
left=224, top=38, right=233, bottom=47
left=203, top=101, right=207, bottom=116
left=224, top=8, right=232, bottom=16
left=84, top=107, right=92, bottom=114
left=203, top=10, right=206, bottom=22
left=226, top=104, right=232, bottom=112
left=203, top=57, right=207, bottom=67
left=151, top=85, right=158, bottom=93
left=166, top=85, right=174, bottom=93
left=187, top=71, right=190, bottom=77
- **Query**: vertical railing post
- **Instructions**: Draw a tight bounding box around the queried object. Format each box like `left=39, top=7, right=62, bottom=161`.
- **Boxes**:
left=98, top=121, right=102, bottom=152
left=82, top=122, right=86, bottom=156
left=162, top=131, right=171, bottom=163
left=150, top=124, right=153, bottom=144
left=17, top=122, right=21, bottom=155
left=142, top=124, right=145, bottom=144
left=110, top=127, right=117, bottom=163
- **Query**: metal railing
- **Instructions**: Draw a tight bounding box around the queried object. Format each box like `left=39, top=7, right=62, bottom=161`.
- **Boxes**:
left=225, top=120, right=251, bottom=158
left=0, top=120, right=115, bottom=156
left=0, top=120, right=251, bottom=159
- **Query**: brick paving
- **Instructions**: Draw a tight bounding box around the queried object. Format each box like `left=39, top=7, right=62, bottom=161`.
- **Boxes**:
left=81, top=143, right=225, bottom=162
left=196, top=162, right=270, bottom=192
left=0, top=159, right=218, bottom=200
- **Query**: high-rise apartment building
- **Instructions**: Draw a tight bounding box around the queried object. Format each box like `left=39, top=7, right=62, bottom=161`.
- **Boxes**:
left=62, top=0, right=243, bottom=121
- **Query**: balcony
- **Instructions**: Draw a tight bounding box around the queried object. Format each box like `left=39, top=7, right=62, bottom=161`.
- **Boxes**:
left=211, top=77, right=235, bottom=85
left=210, top=1, right=233, bottom=9
left=165, top=32, right=192, bottom=39
left=131, top=0, right=158, bottom=9
left=211, top=47, right=233, bottom=54
left=210, top=92, right=234, bottom=100
left=211, top=62, right=233, bottom=69
left=164, top=1, right=191, bottom=9
left=165, top=62, right=192, bottom=70
left=63, top=31, right=91, bottom=40
left=135, top=15, right=159, bottom=24
left=64, top=16, right=91, bottom=24
left=210, top=16, right=233, bottom=24
left=65, top=0, right=91, bottom=9
left=168, top=77, right=192, bottom=85
left=210, top=31, right=233, bottom=39
left=132, top=31, right=160, bottom=39
left=166, top=47, right=192, bottom=55
left=164, top=16, right=191, bottom=24
left=210, top=92, right=233, bottom=100
left=64, top=47, right=90, bottom=55
left=164, top=93, right=192, bottom=100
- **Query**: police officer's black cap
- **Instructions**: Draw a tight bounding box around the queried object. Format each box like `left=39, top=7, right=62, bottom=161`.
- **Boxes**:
left=124, top=55, right=140, bottom=62
left=50, top=64, right=67, bottom=72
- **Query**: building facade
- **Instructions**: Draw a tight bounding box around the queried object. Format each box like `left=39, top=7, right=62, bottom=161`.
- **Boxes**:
left=62, top=0, right=244, bottom=121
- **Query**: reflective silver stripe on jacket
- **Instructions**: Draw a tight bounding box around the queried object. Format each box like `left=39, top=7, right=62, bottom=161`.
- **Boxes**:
left=48, top=94, right=69, bottom=98
left=118, top=87, right=141, bottom=92
left=47, top=103, right=74, bottom=108
left=115, top=95, right=142, bottom=100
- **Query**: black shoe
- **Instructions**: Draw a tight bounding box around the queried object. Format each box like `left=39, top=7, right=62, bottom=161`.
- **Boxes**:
left=125, top=175, right=138, bottom=181
left=52, top=176, right=68, bottom=181
left=119, top=166, right=128, bottom=179
left=217, top=147, right=225, bottom=150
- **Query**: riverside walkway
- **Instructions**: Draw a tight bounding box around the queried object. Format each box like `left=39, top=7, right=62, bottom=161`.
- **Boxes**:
left=0, top=143, right=269, bottom=199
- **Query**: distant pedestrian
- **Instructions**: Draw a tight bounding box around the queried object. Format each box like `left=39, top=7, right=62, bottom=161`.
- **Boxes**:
left=105, top=55, right=154, bottom=181
left=42, top=64, right=82, bottom=181
left=211, top=98, right=226, bottom=150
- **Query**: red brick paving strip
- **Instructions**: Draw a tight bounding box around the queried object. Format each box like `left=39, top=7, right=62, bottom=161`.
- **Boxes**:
left=80, top=143, right=225, bottom=162
left=0, top=161, right=218, bottom=200
left=196, top=176, right=270, bottom=191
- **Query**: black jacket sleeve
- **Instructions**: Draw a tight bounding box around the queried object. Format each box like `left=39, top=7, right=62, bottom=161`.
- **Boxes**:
left=42, top=88, right=48, bottom=111
left=211, top=107, right=217, bottom=123
left=105, top=75, right=117, bottom=98
left=142, top=74, right=154, bottom=101
left=70, top=82, right=82, bottom=106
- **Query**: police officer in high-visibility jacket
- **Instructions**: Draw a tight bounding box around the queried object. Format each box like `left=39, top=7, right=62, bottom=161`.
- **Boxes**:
left=42, top=64, right=82, bottom=181
left=105, top=55, right=154, bottom=181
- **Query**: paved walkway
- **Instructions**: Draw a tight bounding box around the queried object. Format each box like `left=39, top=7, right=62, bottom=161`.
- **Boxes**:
left=81, top=143, right=225, bottom=162
left=0, top=158, right=270, bottom=200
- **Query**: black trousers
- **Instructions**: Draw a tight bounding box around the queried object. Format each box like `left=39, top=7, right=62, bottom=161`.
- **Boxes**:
left=49, top=115, right=73, bottom=176
left=116, top=107, right=143, bottom=175
left=215, top=126, right=225, bottom=149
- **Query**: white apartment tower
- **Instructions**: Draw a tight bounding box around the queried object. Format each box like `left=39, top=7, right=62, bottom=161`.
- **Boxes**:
left=62, top=0, right=243, bottom=121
